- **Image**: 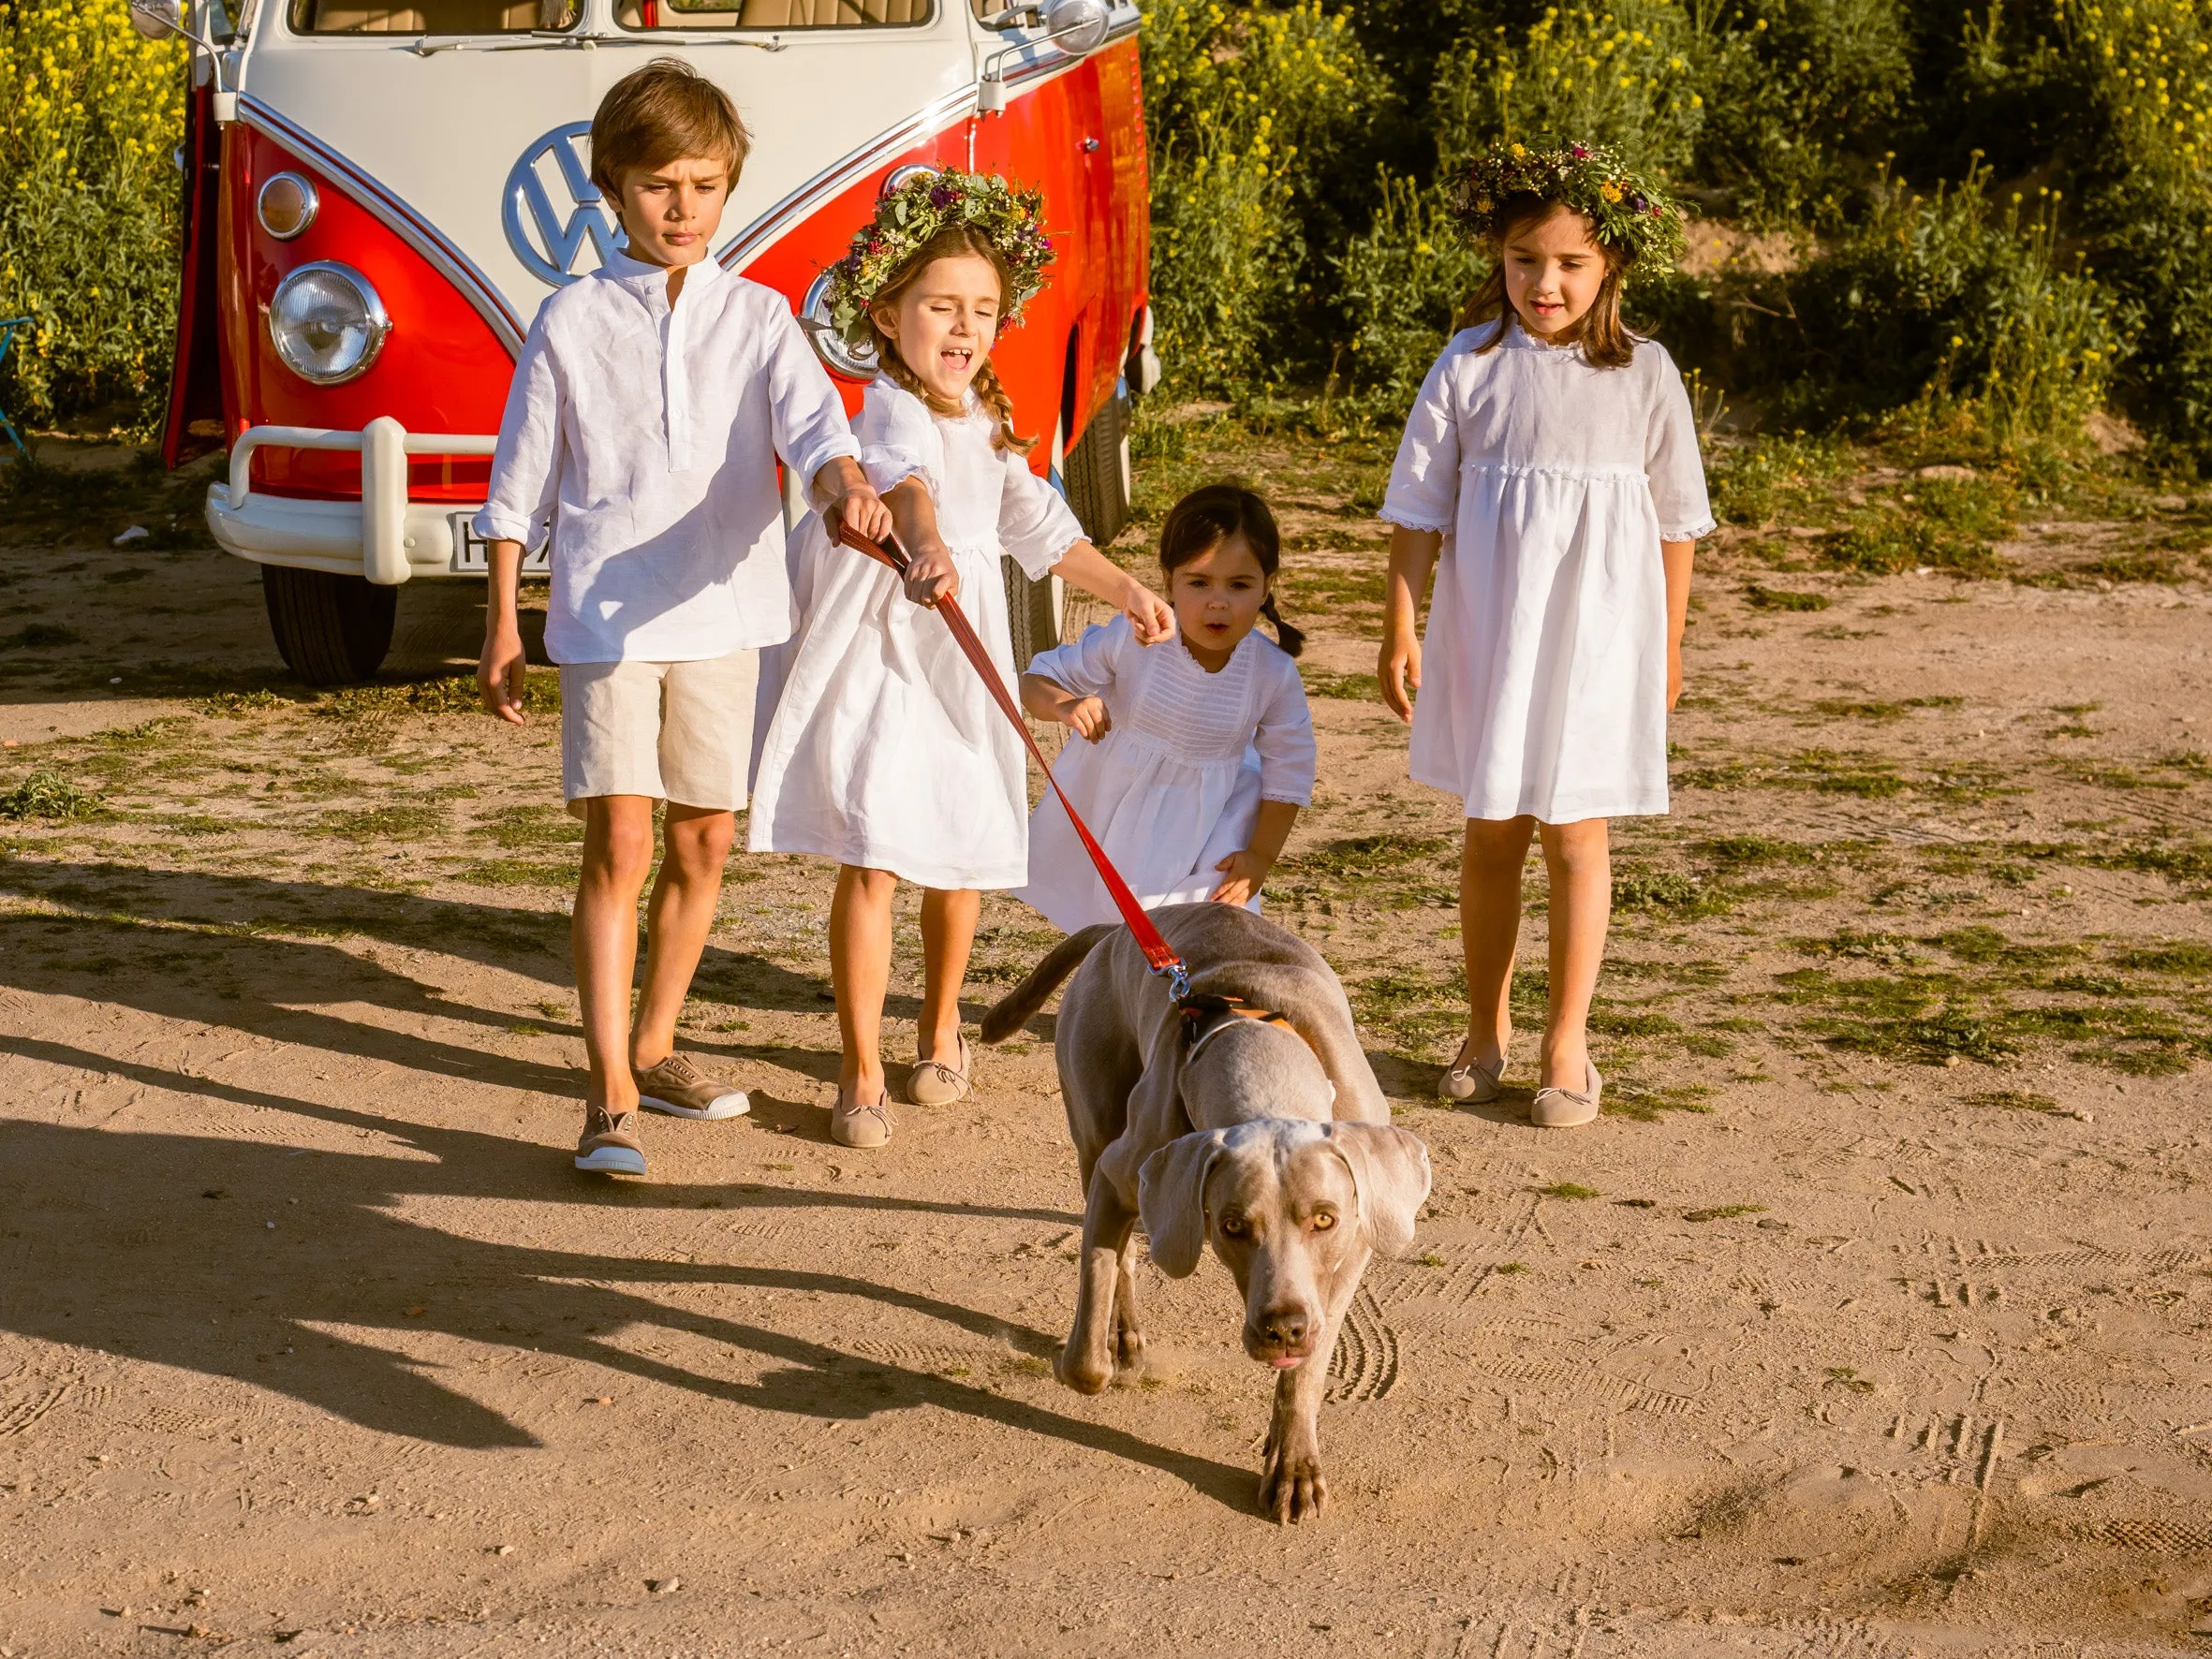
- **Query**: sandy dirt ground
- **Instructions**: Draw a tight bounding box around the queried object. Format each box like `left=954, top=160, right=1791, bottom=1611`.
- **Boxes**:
left=1, top=430, right=2209, bottom=1656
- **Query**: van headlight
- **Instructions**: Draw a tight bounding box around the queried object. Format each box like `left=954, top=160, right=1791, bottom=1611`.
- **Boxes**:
left=268, top=262, right=390, bottom=385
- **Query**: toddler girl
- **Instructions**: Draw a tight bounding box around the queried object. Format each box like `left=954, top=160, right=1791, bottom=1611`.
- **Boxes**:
left=1016, top=482, right=1316, bottom=931
left=1377, top=139, right=1714, bottom=1129
left=749, top=170, right=1173, bottom=1150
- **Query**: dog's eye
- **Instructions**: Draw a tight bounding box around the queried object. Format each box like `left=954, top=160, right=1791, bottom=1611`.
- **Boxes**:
left=1220, top=1217, right=1246, bottom=1237
left=1310, top=1212, right=1336, bottom=1231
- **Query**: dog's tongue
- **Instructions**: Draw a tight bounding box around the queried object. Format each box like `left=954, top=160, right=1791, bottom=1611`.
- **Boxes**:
left=1269, top=1356, right=1304, bottom=1370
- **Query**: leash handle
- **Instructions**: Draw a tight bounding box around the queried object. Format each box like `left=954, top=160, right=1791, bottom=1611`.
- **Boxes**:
left=835, top=521, right=1188, bottom=982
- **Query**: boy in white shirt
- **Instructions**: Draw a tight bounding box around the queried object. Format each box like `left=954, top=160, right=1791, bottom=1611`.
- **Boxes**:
left=475, top=60, right=891, bottom=1177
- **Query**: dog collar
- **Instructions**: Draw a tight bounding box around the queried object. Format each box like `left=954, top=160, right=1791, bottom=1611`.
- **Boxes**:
left=1179, top=992, right=1296, bottom=1063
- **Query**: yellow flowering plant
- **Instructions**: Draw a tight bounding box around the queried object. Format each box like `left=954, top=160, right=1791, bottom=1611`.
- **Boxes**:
left=0, top=0, right=185, bottom=429
left=1432, top=2, right=1708, bottom=184
left=1140, top=0, right=1386, bottom=398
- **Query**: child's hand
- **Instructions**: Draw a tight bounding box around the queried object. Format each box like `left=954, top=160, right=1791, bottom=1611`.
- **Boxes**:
left=1123, top=578, right=1175, bottom=645
left=1210, top=848, right=1269, bottom=906
left=1063, top=695, right=1112, bottom=742
left=477, top=624, right=528, bottom=726
left=903, top=539, right=959, bottom=607
left=824, top=483, right=893, bottom=549
left=1379, top=624, right=1422, bottom=724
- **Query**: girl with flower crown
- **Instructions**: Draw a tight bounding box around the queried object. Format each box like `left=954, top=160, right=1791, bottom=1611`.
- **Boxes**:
left=1377, top=139, right=1715, bottom=1130
left=749, top=171, right=1174, bottom=1151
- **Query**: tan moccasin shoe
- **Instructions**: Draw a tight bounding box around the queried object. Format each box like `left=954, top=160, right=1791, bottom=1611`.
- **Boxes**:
left=832, top=1080, right=892, bottom=1149
left=906, top=1034, right=972, bottom=1107
left=575, top=1107, right=647, bottom=1175
left=1439, top=1050, right=1506, bottom=1104
left=1530, top=1062, right=1602, bottom=1129
left=634, top=1053, right=749, bottom=1121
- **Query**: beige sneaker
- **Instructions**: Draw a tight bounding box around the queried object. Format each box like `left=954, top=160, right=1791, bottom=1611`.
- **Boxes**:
left=1530, top=1062, right=1602, bottom=1129
left=907, top=1034, right=972, bottom=1107
left=634, top=1053, right=749, bottom=1121
left=575, top=1107, right=647, bottom=1175
left=832, top=1080, right=892, bottom=1149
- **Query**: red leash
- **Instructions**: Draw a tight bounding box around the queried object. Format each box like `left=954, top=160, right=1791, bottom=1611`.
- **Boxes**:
left=834, top=523, right=1190, bottom=994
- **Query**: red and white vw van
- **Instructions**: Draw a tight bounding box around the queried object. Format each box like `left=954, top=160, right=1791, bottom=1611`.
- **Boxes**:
left=148, top=0, right=1154, bottom=683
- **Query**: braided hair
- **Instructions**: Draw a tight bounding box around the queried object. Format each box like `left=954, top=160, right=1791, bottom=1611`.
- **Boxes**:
left=862, top=226, right=1035, bottom=455
left=1158, top=482, right=1305, bottom=658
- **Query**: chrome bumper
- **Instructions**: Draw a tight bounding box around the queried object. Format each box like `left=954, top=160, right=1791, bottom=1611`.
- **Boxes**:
left=205, top=419, right=499, bottom=584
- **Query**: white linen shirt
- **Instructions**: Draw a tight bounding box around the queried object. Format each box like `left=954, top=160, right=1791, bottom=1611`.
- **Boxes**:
left=473, top=249, right=861, bottom=665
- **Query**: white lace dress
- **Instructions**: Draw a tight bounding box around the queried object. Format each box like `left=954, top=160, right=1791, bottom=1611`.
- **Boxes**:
left=1380, top=318, right=1716, bottom=822
left=1013, top=616, right=1316, bottom=932
left=748, top=378, right=1081, bottom=889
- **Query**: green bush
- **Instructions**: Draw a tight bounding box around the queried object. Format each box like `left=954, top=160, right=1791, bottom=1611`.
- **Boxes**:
left=1738, top=164, right=2123, bottom=448
left=1330, top=169, right=1488, bottom=412
left=0, top=0, right=186, bottom=430
left=1141, top=0, right=1389, bottom=398
left=1695, top=0, right=1913, bottom=225
left=1430, top=0, right=1708, bottom=178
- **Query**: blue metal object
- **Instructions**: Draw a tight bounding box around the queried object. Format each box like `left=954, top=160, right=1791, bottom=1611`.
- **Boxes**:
left=0, top=316, right=30, bottom=459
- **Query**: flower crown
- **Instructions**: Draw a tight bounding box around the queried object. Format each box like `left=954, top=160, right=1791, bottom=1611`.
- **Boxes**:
left=1453, top=139, right=1687, bottom=272
left=824, top=169, right=1055, bottom=349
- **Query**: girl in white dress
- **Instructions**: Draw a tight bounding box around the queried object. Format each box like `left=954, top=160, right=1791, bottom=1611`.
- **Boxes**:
left=1377, top=139, right=1714, bottom=1129
left=749, top=171, right=1172, bottom=1150
left=1016, top=483, right=1317, bottom=931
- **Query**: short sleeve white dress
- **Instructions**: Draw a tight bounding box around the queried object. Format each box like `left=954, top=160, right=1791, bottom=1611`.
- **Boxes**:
left=1013, top=616, right=1317, bottom=932
left=1379, top=317, right=1716, bottom=823
left=748, top=377, right=1081, bottom=889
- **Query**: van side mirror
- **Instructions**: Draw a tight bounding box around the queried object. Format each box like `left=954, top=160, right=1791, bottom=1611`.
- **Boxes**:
left=1039, top=0, right=1108, bottom=55
left=979, top=0, right=1109, bottom=56
left=128, top=0, right=184, bottom=37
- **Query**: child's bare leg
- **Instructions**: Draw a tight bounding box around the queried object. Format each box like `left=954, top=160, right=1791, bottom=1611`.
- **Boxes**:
left=574, top=796, right=657, bottom=1111
left=629, top=804, right=736, bottom=1068
left=831, top=865, right=898, bottom=1095
left=918, top=887, right=981, bottom=1063
left=1458, top=815, right=1534, bottom=1068
left=1535, top=817, right=1611, bottom=1089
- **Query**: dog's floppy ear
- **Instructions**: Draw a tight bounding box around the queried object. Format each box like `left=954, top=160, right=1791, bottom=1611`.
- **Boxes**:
left=1138, top=1129, right=1229, bottom=1278
left=1322, top=1123, right=1432, bottom=1258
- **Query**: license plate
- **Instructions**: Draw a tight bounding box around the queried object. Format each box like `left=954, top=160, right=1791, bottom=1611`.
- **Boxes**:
left=449, top=513, right=549, bottom=574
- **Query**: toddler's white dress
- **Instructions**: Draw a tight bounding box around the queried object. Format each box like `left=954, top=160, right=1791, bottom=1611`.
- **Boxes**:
left=1380, top=317, right=1715, bottom=823
left=1013, top=615, right=1316, bottom=932
left=748, top=378, right=1080, bottom=888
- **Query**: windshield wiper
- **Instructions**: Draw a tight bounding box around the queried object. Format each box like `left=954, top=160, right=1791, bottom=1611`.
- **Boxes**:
left=412, top=27, right=786, bottom=52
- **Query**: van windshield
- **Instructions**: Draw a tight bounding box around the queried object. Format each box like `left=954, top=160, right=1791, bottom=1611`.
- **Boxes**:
left=288, top=0, right=577, bottom=31
left=612, top=0, right=932, bottom=28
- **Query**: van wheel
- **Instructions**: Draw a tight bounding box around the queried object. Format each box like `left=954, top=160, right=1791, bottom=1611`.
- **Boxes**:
left=1003, top=556, right=1060, bottom=669
left=1063, top=390, right=1130, bottom=549
left=262, top=565, right=397, bottom=685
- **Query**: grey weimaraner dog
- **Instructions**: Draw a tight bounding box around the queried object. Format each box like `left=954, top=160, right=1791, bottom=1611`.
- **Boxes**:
left=980, top=903, right=1430, bottom=1522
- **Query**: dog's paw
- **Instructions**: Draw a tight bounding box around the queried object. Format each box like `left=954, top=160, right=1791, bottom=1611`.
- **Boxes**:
left=1054, top=1344, right=1113, bottom=1395
left=1112, top=1320, right=1146, bottom=1374
left=1259, top=1443, right=1328, bottom=1524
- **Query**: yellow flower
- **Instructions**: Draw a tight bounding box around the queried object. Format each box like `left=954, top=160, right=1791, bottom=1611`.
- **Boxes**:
left=1600, top=182, right=1623, bottom=201
left=1510, top=142, right=1526, bottom=156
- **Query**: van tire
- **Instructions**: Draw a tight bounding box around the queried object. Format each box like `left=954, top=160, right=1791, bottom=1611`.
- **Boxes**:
left=262, top=565, right=397, bottom=685
left=1003, top=555, right=1060, bottom=670
left=1063, top=389, right=1130, bottom=549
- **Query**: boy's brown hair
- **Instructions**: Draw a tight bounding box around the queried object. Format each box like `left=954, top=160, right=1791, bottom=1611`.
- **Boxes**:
left=589, top=57, right=751, bottom=197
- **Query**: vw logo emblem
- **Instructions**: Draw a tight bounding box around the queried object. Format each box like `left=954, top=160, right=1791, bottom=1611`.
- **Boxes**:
left=503, top=122, right=620, bottom=287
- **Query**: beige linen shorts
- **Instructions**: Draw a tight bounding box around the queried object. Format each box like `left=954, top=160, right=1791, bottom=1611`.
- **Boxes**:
left=558, top=650, right=759, bottom=817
